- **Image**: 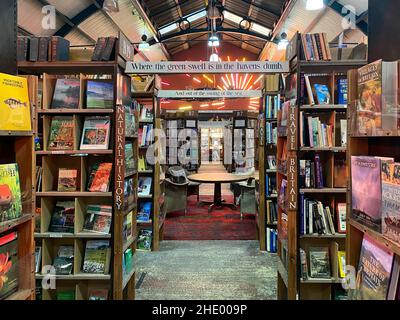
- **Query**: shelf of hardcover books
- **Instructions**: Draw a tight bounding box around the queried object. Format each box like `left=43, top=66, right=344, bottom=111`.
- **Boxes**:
left=0, top=74, right=36, bottom=300
left=346, top=59, right=400, bottom=300
left=135, top=86, right=164, bottom=252
left=17, top=35, right=140, bottom=300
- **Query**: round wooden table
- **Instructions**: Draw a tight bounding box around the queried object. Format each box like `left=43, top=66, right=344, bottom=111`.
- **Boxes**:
left=187, top=173, right=251, bottom=212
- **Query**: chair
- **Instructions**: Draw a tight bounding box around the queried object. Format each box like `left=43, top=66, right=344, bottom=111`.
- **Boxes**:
left=164, top=166, right=190, bottom=215
left=237, top=178, right=256, bottom=219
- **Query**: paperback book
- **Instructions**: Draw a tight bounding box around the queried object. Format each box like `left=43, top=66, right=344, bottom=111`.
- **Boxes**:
left=57, top=168, right=78, bottom=192
left=53, top=246, right=74, bottom=275
left=314, top=84, right=331, bottom=104
left=80, top=116, right=111, bottom=150
left=83, top=205, right=112, bottom=234
left=47, top=116, right=74, bottom=150
left=0, top=163, right=22, bottom=222
left=137, top=202, right=151, bottom=223
left=309, top=247, right=331, bottom=279
left=87, top=162, right=112, bottom=193
left=138, top=177, right=152, bottom=196
left=51, top=79, right=80, bottom=109
left=82, top=240, right=111, bottom=274
left=86, top=80, right=114, bottom=109
left=137, top=229, right=152, bottom=251
left=49, top=201, right=75, bottom=233
left=0, top=231, right=18, bottom=299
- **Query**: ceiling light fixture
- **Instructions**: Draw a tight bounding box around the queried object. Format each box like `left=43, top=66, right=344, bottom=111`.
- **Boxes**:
left=306, top=0, right=324, bottom=11
left=277, top=32, right=289, bottom=50
left=208, top=35, right=220, bottom=47
left=138, top=34, right=150, bottom=51
left=209, top=53, right=219, bottom=62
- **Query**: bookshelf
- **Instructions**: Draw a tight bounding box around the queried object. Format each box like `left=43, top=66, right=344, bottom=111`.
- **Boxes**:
left=346, top=63, right=400, bottom=300
left=277, top=33, right=366, bottom=300
left=135, top=85, right=164, bottom=252
left=18, top=39, right=138, bottom=300
left=0, top=76, right=36, bottom=300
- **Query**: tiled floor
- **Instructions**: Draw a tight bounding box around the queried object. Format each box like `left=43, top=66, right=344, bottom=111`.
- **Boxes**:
left=136, top=240, right=278, bottom=300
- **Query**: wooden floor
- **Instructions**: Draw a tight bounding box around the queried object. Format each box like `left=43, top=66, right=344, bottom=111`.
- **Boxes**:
left=197, top=163, right=233, bottom=196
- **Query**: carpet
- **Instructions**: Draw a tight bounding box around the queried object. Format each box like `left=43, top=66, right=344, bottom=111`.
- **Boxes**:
left=163, top=195, right=257, bottom=240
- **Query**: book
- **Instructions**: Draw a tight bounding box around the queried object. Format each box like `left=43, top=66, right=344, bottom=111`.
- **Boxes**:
left=47, top=116, right=74, bottom=150
left=49, top=201, right=75, bottom=233
left=38, top=37, right=50, bottom=61
left=340, top=119, right=347, bottom=146
left=338, top=251, right=346, bottom=278
left=83, top=204, right=112, bottom=234
left=0, top=163, right=22, bottom=223
left=51, top=79, right=80, bottom=109
left=53, top=246, right=74, bottom=275
left=138, top=177, right=152, bottom=196
left=309, top=247, right=331, bottom=279
left=314, top=84, right=330, bottom=104
left=388, top=255, right=400, bottom=300
left=137, top=229, right=152, bottom=251
left=88, top=288, right=108, bottom=300
left=35, top=246, right=42, bottom=273
left=0, top=73, right=32, bottom=131
left=101, top=37, right=117, bottom=61
left=87, top=162, right=112, bottom=193
left=0, top=232, right=18, bottom=299
left=17, top=36, right=29, bottom=61
left=57, top=168, right=78, bottom=192
left=125, top=143, right=135, bottom=176
left=92, top=37, right=108, bottom=61
left=29, top=37, right=39, bottom=61
left=304, top=75, right=315, bottom=105
left=123, top=211, right=133, bottom=242
left=338, top=78, right=348, bottom=104
left=57, top=290, right=75, bottom=300
left=82, top=240, right=111, bottom=274
left=337, top=203, right=347, bottom=233
left=382, top=162, right=400, bottom=245
left=357, top=60, right=399, bottom=134
left=80, top=116, right=111, bottom=150
left=299, top=248, right=308, bottom=280
left=125, top=105, right=137, bottom=137
left=354, top=234, right=394, bottom=300
left=124, top=178, right=136, bottom=210
left=50, top=36, right=70, bottom=61
left=137, top=202, right=152, bottom=223
left=351, top=156, right=387, bottom=232
left=86, top=80, right=114, bottom=109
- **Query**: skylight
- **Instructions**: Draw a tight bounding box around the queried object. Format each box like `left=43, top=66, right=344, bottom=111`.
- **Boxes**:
left=250, top=23, right=272, bottom=36
left=187, top=10, right=207, bottom=23
left=223, top=10, right=243, bottom=25
left=159, top=23, right=178, bottom=36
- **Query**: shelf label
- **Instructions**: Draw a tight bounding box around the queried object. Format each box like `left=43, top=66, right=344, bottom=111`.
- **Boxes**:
left=287, top=101, right=298, bottom=151
left=126, top=61, right=289, bottom=74
left=287, top=154, right=297, bottom=210
left=115, top=105, right=126, bottom=211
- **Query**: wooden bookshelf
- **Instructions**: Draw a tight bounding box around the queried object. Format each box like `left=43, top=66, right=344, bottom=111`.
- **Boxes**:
left=346, top=66, right=400, bottom=300
left=18, top=39, right=138, bottom=300
left=277, top=34, right=366, bottom=300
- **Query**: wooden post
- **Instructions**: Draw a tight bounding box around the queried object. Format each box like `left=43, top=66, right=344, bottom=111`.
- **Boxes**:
left=0, top=0, right=17, bottom=75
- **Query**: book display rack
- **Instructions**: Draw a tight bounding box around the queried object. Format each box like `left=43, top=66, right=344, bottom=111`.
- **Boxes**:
left=277, top=32, right=366, bottom=300
left=18, top=36, right=139, bottom=300
left=0, top=75, right=36, bottom=300
left=346, top=60, right=400, bottom=300
left=134, top=87, right=164, bottom=252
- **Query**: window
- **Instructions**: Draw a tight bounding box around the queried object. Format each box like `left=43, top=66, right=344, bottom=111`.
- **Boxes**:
left=223, top=10, right=243, bottom=25
left=159, top=23, right=178, bottom=36
left=250, top=22, right=272, bottom=36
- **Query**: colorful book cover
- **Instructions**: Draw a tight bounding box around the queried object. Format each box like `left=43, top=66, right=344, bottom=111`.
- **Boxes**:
left=338, top=78, right=348, bottom=104
left=125, top=105, right=136, bottom=137
left=88, top=289, right=108, bottom=300
left=382, top=162, right=400, bottom=245
left=53, top=246, right=74, bottom=275
left=57, top=168, right=78, bottom=192
left=83, top=204, right=112, bottom=234
left=47, top=116, right=74, bottom=150
left=0, top=232, right=18, bottom=299
left=124, top=178, right=135, bottom=210
left=354, top=234, right=394, bottom=300
left=0, top=73, right=31, bottom=131
left=82, top=240, right=110, bottom=274
left=86, top=80, right=114, bottom=109
left=57, top=290, right=75, bottom=300
left=314, top=84, right=330, bottom=104
left=88, top=163, right=112, bottom=193
left=80, top=116, right=111, bottom=150
left=138, top=177, right=152, bottom=196
left=49, top=201, right=75, bottom=233
left=125, top=143, right=135, bottom=176
left=309, top=247, right=331, bottom=279
left=351, top=156, right=383, bottom=232
left=357, top=60, right=382, bottom=134
left=123, top=212, right=133, bottom=241
left=51, top=79, right=80, bottom=109
left=137, top=202, right=151, bottom=222
left=137, top=229, right=152, bottom=251
left=0, top=164, right=22, bottom=223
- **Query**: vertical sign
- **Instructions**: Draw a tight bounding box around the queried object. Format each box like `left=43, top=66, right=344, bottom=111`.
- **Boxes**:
left=287, top=154, right=298, bottom=210
left=287, top=100, right=298, bottom=151
left=118, top=31, right=135, bottom=62
left=115, top=105, right=125, bottom=211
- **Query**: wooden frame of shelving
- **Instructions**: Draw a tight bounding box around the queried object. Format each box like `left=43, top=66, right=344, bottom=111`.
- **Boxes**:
left=18, top=36, right=138, bottom=300
left=345, top=67, right=400, bottom=299
left=277, top=35, right=366, bottom=300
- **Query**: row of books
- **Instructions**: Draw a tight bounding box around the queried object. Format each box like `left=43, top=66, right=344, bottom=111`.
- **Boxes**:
left=351, top=156, right=400, bottom=245
left=299, top=156, right=324, bottom=189
left=265, top=74, right=284, bottom=92
left=17, top=36, right=70, bottom=62
left=92, top=37, right=117, bottom=61
left=299, top=244, right=345, bottom=281
left=303, top=76, right=347, bottom=105
left=139, top=124, right=154, bottom=147
left=266, top=200, right=278, bottom=224
left=48, top=116, right=111, bottom=151
left=266, top=122, right=277, bottom=145
left=265, top=175, right=277, bottom=197
left=300, top=33, right=332, bottom=61
left=265, top=95, right=280, bottom=119
left=35, top=240, right=111, bottom=275
left=266, top=228, right=277, bottom=253
left=299, top=196, right=346, bottom=236
left=300, top=113, right=338, bottom=148
left=49, top=78, right=114, bottom=109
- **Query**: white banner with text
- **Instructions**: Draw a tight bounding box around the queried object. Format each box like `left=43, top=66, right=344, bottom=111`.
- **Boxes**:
left=157, top=90, right=263, bottom=98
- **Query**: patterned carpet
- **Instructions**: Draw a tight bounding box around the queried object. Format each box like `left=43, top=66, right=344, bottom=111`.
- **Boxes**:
left=136, top=240, right=278, bottom=300
left=163, top=195, right=257, bottom=240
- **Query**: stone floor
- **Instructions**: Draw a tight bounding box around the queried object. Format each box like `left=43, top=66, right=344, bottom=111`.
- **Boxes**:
left=135, top=240, right=278, bottom=300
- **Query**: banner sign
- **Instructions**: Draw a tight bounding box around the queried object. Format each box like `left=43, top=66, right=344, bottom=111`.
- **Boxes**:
left=126, top=61, right=289, bottom=74
left=157, top=90, right=263, bottom=98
